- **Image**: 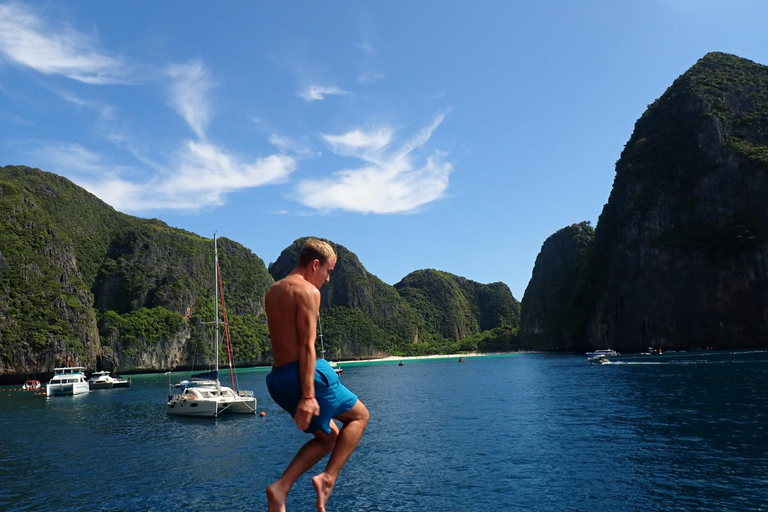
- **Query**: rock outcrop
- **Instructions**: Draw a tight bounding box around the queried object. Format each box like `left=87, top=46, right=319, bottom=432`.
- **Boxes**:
left=577, top=52, right=768, bottom=352
left=519, top=222, right=594, bottom=350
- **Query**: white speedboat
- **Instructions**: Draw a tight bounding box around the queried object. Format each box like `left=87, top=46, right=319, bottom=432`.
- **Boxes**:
left=588, top=354, right=612, bottom=364
left=46, top=367, right=90, bottom=396
left=88, top=371, right=132, bottom=390
left=166, top=234, right=256, bottom=418
left=586, top=349, right=619, bottom=357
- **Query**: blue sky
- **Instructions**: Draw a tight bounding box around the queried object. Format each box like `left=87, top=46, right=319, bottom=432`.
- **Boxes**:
left=1, top=1, right=766, bottom=300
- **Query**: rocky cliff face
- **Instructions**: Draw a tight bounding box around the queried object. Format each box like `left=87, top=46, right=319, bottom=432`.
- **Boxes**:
left=0, top=169, right=101, bottom=374
left=0, top=166, right=274, bottom=377
left=579, top=52, right=768, bottom=352
left=519, top=222, right=593, bottom=350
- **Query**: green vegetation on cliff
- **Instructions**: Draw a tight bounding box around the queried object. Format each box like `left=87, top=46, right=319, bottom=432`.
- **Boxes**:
left=0, top=166, right=274, bottom=374
left=394, top=269, right=520, bottom=342
left=2, top=167, right=526, bottom=375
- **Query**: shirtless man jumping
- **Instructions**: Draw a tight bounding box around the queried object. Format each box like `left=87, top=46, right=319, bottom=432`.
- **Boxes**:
left=265, top=239, right=370, bottom=512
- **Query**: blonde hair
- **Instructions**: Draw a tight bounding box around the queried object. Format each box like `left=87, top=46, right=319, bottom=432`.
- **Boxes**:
left=298, top=238, right=336, bottom=268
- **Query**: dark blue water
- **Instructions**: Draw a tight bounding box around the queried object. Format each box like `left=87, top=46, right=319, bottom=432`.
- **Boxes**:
left=2, top=351, right=767, bottom=511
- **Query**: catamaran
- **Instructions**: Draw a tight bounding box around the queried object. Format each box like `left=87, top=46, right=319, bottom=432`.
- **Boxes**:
left=166, top=234, right=257, bottom=418
left=46, top=367, right=90, bottom=396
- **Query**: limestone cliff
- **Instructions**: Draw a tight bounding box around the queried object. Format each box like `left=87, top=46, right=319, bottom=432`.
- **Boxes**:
left=578, top=52, right=768, bottom=352
left=0, top=166, right=273, bottom=377
left=519, top=222, right=594, bottom=350
left=0, top=169, right=102, bottom=374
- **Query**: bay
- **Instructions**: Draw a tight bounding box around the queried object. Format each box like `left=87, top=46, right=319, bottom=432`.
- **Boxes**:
left=1, top=350, right=767, bottom=511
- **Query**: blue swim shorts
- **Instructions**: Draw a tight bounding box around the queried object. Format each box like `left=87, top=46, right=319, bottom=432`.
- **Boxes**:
left=266, top=359, right=358, bottom=435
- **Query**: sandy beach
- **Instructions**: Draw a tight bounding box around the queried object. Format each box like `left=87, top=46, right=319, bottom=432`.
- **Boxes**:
left=336, top=352, right=508, bottom=365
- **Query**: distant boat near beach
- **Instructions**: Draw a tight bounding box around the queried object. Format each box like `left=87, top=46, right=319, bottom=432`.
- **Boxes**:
left=586, top=349, right=619, bottom=357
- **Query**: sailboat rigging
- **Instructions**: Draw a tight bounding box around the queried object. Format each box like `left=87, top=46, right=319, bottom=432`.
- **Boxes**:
left=318, top=317, right=343, bottom=376
left=166, top=234, right=257, bottom=417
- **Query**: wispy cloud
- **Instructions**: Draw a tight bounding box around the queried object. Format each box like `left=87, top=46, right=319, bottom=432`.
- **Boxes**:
left=0, top=2, right=129, bottom=84
left=74, top=140, right=296, bottom=212
left=321, top=129, right=393, bottom=157
left=357, top=72, right=385, bottom=84
left=166, top=60, right=214, bottom=139
left=299, top=85, right=349, bottom=101
left=269, top=133, right=315, bottom=157
left=353, top=41, right=376, bottom=53
left=35, top=142, right=131, bottom=176
left=295, top=115, right=452, bottom=214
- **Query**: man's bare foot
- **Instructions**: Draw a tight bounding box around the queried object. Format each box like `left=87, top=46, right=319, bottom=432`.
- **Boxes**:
left=266, top=482, right=288, bottom=512
left=312, top=473, right=335, bottom=512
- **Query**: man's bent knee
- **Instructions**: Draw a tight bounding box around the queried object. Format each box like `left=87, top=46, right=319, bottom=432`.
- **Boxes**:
left=338, top=400, right=369, bottom=428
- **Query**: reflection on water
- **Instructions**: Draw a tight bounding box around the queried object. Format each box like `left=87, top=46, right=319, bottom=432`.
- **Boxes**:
left=1, top=351, right=767, bottom=511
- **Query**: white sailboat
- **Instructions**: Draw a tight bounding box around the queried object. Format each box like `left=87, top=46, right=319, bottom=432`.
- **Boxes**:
left=166, top=234, right=257, bottom=418
left=318, top=318, right=343, bottom=376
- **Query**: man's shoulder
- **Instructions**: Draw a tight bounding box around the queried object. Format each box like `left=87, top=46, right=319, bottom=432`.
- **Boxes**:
left=269, top=275, right=318, bottom=298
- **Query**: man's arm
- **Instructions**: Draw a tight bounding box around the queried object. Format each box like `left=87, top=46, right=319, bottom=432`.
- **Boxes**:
left=293, top=286, right=321, bottom=430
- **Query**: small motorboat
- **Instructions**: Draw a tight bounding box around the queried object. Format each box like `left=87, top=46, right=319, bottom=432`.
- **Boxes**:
left=22, top=380, right=41, bottom=390
left=588, top=355, right=612, bottom=365
left=88, top=371, right=131, bottom=390
left=586, top=349, right=619, bottom=357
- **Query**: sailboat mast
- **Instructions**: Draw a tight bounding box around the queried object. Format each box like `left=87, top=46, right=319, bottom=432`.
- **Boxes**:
left=319, top=316, right=325, bottom=359
left=214, top=233, right=219, bottom=375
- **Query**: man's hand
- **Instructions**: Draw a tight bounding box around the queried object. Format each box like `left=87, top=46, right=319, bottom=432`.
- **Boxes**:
left=294, top=397, right=320, bottom=430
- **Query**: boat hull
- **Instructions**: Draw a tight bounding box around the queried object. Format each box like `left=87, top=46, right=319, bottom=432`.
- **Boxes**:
left=46, top=382, right=90, bottom=396
left=89, top=378, right=131, bottom=390
left=167, top=396, right=257, bottom=418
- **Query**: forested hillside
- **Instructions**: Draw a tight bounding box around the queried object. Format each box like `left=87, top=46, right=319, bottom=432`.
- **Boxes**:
left=1, top=166, right=522, bottom=377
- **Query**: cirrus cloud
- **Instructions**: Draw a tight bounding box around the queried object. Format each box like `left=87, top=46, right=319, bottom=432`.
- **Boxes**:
left=299, top=85, right=349, bottom=101
left=0, top=2, right=130, bottom=84
left=76, top=140, right=296, bottom=212
left=295, top=114, right=452, bottom=214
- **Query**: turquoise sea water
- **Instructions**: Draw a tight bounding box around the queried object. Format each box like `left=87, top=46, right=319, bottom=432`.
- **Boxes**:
left=1, top=351, right=767, bottom=511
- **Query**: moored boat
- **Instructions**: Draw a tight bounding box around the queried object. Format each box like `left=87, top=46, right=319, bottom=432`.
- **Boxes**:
left=88, top=371, right=132, bottom=390
left=166, top=234, right=256, bottom=418
left=22, top=379, right=41, bottom=390
left=586, top=349, right=619, bottom=357
left=46, top=367, right=89, bottom=396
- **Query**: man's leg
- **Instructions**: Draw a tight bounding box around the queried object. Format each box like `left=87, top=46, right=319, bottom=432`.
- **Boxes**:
left=267, top=422, right=339, bottom=512
left=312, top=400, right=370, bottom=512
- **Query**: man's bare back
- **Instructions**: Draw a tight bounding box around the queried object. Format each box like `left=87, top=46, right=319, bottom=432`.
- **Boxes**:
left=265, top=273, right=321, bottom=367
